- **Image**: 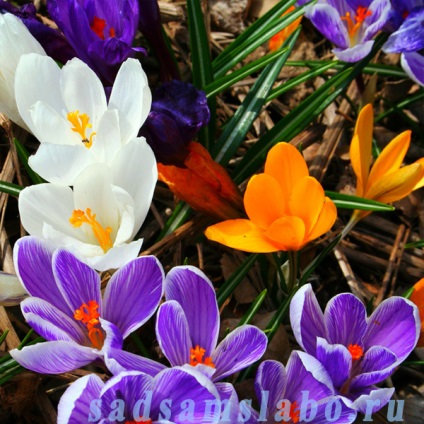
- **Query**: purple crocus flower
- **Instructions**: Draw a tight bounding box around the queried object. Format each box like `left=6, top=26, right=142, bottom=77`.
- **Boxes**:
left=290, top=284, right=420, bottom=413
left=47, top=0, right=145, bottom=84
left=57, top=367, right=225, bottom=423
left=9, top=236, right=164, bottom=375
left=255, top=351, right=357, bottom=423
left=155, top=266, right=267, bottom=382
left=305, top=0, right=392, bottom=62
left=141, top=80, right=210, bottom=165
left=0, top=1, right=76, bottom=63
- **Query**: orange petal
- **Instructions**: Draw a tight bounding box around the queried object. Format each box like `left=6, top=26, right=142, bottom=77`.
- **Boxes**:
left=366, top=163, right=422, bottom=204
left=410, top=278, right=424, bottom=347
left=350, top=104, right=373, bottom=197
left=412, top=158, right=424, bottom=190
left=264, top=143, right=309, bottom=197
left=265, top=216, right=306, bottom=251
left=366, top=130, right=411, bottom=194
left=288, top=176, right=325, bottom=234
left=307, top=196, right=337, bottom=242
left=269, top=6, right=302, bottom=52
left=205, top=219, right=280, bottom=253
left=244, top=174, right=286, bottom=229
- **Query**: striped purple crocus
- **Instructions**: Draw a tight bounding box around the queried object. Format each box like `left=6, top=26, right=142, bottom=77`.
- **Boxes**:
left=10, top=236, right=164, bottom=375
left=290, top=284, right=420, bottom=414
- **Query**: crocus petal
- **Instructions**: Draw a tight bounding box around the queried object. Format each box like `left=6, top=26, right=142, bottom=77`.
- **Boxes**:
left=211, top=325, right=267, bottom=381
left=21, top=297, right=86, bottom=343
left=351, top=387, right=395, bottom=414
left=324, top=293, right=367, bottom=346
left=0, top=271, right=27, bottom=306
left=350, top=104, right=373, bottom=197
left=13, top=236, right=68, bottom=308
left=205, top=219, right=280, bottom=253
left=350, top=346, right=397, bottom=389
left=105, top=347, right=167, bottom=377
left=333, top=40, right=374, bottom=62
left=366, top=130, right=411, bottom=192
left=306, top=196, right=337, bottom=241
left=156, top=300, right=191, bottom=367
left=57, top=374, right=103, bottom=424
left=10, top=341, right=98, bottom=374
left=316, top=337, right=351, bottom=389
left=215, top=382, right=242, bottom=424
left=244, top=174, right=285, bottom=229
left=100, top=318, right=124, bottom=351
left=401, top=52, right=424, bottom=87
left=410, top=278, right=424, bottom=346
left=102, top=256, right=164, bottom=338
left=290, top=284, right=326, bottom=354
left=164, top=266, right=219, bottom=355
left=413, top=158, right=424, bottom=191
left=264, top=143, right=309, bottom=198
left=363, top=296, right=420, bottom=363
left=53, top=249, right=101, bottom=315
left=265, top=216, right=306, bottom=251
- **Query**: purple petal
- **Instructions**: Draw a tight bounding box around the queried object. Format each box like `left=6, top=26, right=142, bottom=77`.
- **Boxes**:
left=290, top=284, right=326, bottom=354
left=401, top=52, right=424, bottom=86
left=102, top=256, right=164, bottom=338
left=53, top=249, right=101, bottom=316
left=105, top=347, right=167, bottom=377
left=13, top=236, right=69, bottom=311
left=350, top=346, right=397, bottom=390
left=363, top=0, right=392, bottom=42
left=306, top=3, right=349, bottom=49
left=10, top=341, right=98, bottom=374
left=363, top=296, right=420, bottom=363
left=58, top=374, right=104, bottom=424
left=165, top=266, right=219, bottom=356
left=156, top=300, right=191, bottom=366
left=333, top=40, right=374, bottom=62
left=255, top=360, right=287, bottom=418
left=212, top=325, right=267, bottom=381
left=306, top=396, right=357, bottom=424
left=215, top=382, right=241, bottom=424
left=21, top=297, right=86, bottom=344
left=350, top=387, right=395, bottom=414
left=316, top=337, right=351, bottom=390
left=324, top=293, right=367, bottom=346
left=100, top=318, right=123, bottom=351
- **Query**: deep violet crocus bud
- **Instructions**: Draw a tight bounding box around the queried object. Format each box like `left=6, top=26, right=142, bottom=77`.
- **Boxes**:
left=0, top=1, right=75, bottom=63
left=141, top=80, right=210, bottom=165
left=47, top=0, right=145, bottom=84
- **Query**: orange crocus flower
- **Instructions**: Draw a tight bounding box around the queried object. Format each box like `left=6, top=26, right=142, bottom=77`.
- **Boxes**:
left=269, top=6, right=303, bottom=52
left=205, top=142, right=337, bottom=252
left=350, top=104, right=424, bottom=221
left=409, top=278, right=424, bottom=347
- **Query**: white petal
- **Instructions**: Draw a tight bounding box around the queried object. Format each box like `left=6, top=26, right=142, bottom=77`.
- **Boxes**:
left=108, top=58, right=151, bottom=143
left=111, top=186, right=136, bottom=244
left=0, top=272, right=28, bottom=306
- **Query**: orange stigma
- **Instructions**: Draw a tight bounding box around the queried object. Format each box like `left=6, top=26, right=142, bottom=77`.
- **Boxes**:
left=67, top=110, right=96, bottom=148
left=280, top=401, right=300, bottom=423
left=125, top=420, right=152, bottom=424
left=69, top=208, right=113, bottom=253
left=74, top=300, right=104, bottom=349
left=348, top=344, right=364, bottom=361
left=90, top=16, right=116, bottom=40
left=341, top=6, right=372, bottom=38
left=189, top=345, right=215, bottom=368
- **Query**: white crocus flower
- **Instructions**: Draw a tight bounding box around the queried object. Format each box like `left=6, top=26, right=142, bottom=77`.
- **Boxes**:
left=0, top=13, right=46, bottom=130
left=15, top=54, right=152, bottom=186
left=18, top=164, right=148, bottom=271
left=0, top=272, right=27, bottom=306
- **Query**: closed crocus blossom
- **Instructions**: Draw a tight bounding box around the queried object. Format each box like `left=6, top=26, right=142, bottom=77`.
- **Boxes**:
left=57, top=368, right=223, bottom=424
left=305, top=0, right=391, bottom=62
left=409, top=278, right=424, bottom=347
left=205, top=142, right=337, bottom=252
left=256, top=352, right=356, bottom=423
left=0, top=271, right=27, bottom=306
left=290, top=284, right=420, bottom=413
left=18, top=164, right=150, bottom=271
left=47, top=0, right=143, bottom=84
left=0, top=13, right=46, bottom=130
left=349, top=104, right=424, bottom=222
left=15, top=54, right=153, bottom=187
left=10, top=236, right=164, bottom=375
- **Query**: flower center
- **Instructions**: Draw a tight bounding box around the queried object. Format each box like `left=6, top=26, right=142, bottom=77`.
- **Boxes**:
left=90, top=16, right=116, bottom=40
left=67, top=110, right=96, bottom=148
left=341, top=6, right=372, bottom=38
left=348, top=344, right=364, bottom=361
left=69, top=208, right=113, bottom=253
left=125, top=420, right=152, bottom=424
left=189, top=345, right=215, bottom=368
left=74, top=300, right=105, bottom=349
left=279, top=400, right=300, bottom=423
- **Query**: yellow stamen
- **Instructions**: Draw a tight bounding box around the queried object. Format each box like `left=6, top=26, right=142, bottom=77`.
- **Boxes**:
left=67, top=110, right=96, bottom=148
left=341, top=6, right=372, bottom=38
left=74, top=300, right=105, bottom=349
left=70, top=208, right=113, bottom=252
left=189, top=345, right=215, bottom=368
left=348, top=344, right=364, bottom=361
